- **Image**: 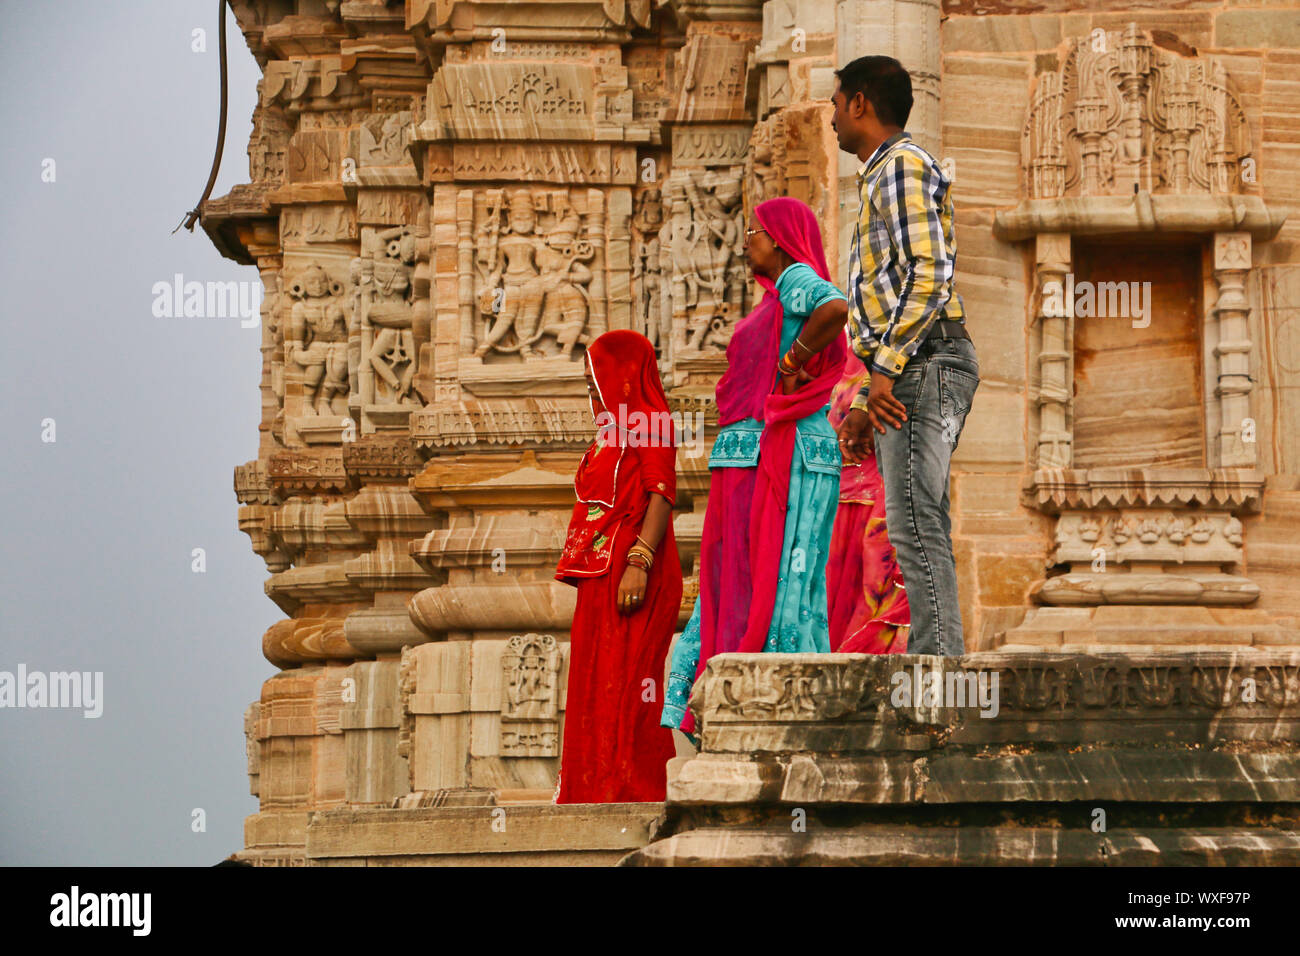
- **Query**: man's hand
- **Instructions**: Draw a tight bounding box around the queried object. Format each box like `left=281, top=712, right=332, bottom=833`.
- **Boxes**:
left=866, top=369, right=907, bottom=433
left=837, top=408, right=873, bottom=463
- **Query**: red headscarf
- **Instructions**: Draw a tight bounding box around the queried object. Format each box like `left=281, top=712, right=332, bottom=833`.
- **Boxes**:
left=575, top=330, right=676, bottom=507
left=557, top=330, right=675, bottom=581
left=714, top=197, right=847, bottom=427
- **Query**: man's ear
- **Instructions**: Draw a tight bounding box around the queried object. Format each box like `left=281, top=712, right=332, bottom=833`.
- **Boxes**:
left=853, top=91, right=872, bottom=121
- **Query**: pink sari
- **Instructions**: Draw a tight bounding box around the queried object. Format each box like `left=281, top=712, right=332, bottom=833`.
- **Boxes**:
left=825, top=352, right=911, bottom=653
left=681, top=198, right=848, bottom=734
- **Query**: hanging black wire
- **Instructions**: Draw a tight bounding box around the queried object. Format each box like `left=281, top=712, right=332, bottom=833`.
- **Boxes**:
left=174, top=0, right=229, bottom=234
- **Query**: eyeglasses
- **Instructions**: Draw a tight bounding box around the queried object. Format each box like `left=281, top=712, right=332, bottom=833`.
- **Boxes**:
left=744, top=227, right=767, bottom=239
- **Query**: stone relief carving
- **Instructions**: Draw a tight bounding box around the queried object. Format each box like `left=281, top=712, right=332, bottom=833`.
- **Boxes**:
left=1051, top=510, right=1246, bottom=566
left=745, top=113, right=786, bottom=208
left=351, top=227, right=418, bottom=414
left=361, top=111, right=411, bottom=167
left=470, top=188, right=600, bottom=361
left=285, top=263, right=349, bottom=418
left=1023, top=24, right=1251, bottom=198
left=424, top=64, right=593, bottom=141
left=665, top=168, right=747, bottom=357
left=281, top=204, right=358, bottom=244
left=262, top=56, right=363, bottom=112
left=249, top=99, right=290, bottom=183
left=669, top=34, right=750, bottom=123
left=692, top=655, right=1300, bottom=732
left=630, top=186, right=667, bottom=355
left=500, top=633, right=561, bottom=758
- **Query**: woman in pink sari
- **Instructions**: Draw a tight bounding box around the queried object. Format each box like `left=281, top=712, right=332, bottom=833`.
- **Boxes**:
left=659, top=197, right=850, bottom=741
left=826, top=352, right=911, bottom=653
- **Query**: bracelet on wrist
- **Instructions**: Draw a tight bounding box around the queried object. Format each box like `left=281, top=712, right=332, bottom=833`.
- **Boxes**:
left=627, top=543, right=654, bottom=565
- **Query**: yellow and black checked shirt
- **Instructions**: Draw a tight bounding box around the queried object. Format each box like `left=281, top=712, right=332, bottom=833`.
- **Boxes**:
left=848, top=132, right=965, bottom=411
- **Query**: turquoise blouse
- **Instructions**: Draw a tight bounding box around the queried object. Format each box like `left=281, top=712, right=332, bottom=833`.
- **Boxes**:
left=707, top=262, right=847, bottom=471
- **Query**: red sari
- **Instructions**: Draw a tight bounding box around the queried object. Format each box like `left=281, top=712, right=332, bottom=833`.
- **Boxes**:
left=555, top=330, right=681, bottom=804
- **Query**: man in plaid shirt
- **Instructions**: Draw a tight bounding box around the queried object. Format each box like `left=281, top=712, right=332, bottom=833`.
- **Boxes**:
left=831, top=55, right=980, bottom=656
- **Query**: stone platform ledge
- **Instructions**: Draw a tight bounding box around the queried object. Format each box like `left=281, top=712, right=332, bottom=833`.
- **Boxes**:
left=304, top=803, right=662, bottom=866
left=622, top=825, right=1300, bottom=867
left=622, top=651, right=1300, bottom=866
left=233, top=810, right=311, bottom=867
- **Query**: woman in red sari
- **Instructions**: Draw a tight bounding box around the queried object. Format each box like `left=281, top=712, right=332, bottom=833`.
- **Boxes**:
left=554, top=330, right=682, bottom=804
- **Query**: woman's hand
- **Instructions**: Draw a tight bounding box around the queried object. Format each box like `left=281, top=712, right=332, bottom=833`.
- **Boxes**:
left=780, top=367, right=813, bottom=395
left=617, top=564, right=648, bottom=614
left=837, top=407, right=874, bottom=463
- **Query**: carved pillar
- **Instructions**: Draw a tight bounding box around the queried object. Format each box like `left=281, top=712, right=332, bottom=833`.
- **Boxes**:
left=834, top=0, right=942, bottom=275
left=1212, top=231, right=1256, bottom=469
left=745, top=0, right=840, bottom=270
left=1034, top=233, right=1072, bottom=469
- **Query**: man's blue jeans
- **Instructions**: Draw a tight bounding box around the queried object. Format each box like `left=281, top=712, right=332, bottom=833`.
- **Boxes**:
left=872, top=337, right=979, bottom=656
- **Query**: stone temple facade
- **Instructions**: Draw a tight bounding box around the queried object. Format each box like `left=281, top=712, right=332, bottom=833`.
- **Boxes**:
left=204, top=0, right=1300, bottom=865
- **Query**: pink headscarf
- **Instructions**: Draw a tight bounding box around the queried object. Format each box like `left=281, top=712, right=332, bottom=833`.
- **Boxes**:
left=716, top=196, right=849, bottom=654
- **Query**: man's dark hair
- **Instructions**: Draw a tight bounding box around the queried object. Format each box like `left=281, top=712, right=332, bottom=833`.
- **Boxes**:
left=834, top=56, right=913, bottom=128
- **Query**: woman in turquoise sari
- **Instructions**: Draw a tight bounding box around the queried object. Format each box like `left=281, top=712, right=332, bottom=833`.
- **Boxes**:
left=661, top=197, right=850, bottom=739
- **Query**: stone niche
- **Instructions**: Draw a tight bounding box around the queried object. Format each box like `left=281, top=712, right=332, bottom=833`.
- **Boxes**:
left=396, top=635, right=569, bottom=799
left=992, top=25, right=1292, bottom=650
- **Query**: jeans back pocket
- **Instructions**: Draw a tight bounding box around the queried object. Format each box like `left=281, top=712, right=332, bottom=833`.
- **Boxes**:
left=938, top=364, right=979, bottom=441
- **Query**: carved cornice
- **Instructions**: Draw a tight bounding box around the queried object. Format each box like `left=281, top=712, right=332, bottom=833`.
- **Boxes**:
left=342, top=435, right=423, bottom=480
left=410, top=405, right=594, bottom=450
left=201, top=184, right=280, bottom=266
left=267, top=450, right=355, bottom=496
left=235, top=459, right=278, bottom=505
left=265, top=561, right=371, bottom=615
left=1022, top=468, right=1265, bottom=515
left=667, top=0, right=763, bottom=23
left=993, top=193, right=1287, bottom=241
left=407, top=0, right=652, bottom=40
left=262, top=15, right=350, bottom=58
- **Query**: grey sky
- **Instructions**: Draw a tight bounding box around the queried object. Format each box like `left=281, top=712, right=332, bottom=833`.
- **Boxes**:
left=0, top=1, right=272, bottom=864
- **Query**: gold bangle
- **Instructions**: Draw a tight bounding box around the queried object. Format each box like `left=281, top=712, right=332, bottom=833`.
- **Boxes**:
left=794, top=336, right=815, bottom=357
